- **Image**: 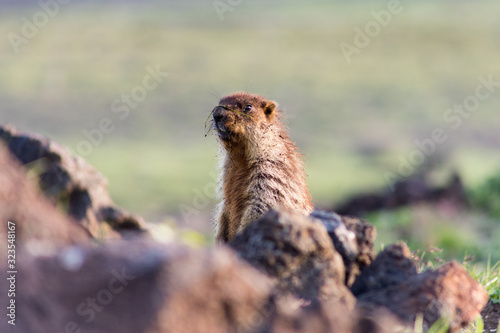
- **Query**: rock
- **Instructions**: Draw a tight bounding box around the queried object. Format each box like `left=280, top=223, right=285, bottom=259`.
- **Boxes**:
left=350, top=242, right=417, bottom=296
left=351, top=307, right=408, bottom=333
left=0, top=124, right=146, bottom=238
left=0, top=241, right=274, bottom=333
left=311, top=210, right=376, bottom=286
left=357, top=260, right=488, bottom=331
left=267, top=295, right=406, bottom=333
left=153, top=245, right=274, bottom=333
left=230, top=209, right=355, bottom=306
left=267, top=297, right=353, bottom=333
left=0, top=233, right=437, bottom=333
left=335, top=171, right=468, bottom=217
left=0, top=145, right=90, bottom=262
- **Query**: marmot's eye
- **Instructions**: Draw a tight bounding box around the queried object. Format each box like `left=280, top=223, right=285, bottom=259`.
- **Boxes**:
left=244, top=105, right=252, bottom=112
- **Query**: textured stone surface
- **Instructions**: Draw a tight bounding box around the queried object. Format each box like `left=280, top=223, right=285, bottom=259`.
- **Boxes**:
left=311, top=210, right=376, bottom=286
left=230, top=209, right=354, bottom=306
left=351, top=242, right=417, bottom=296
left=358, top=261, right=488, bottom=331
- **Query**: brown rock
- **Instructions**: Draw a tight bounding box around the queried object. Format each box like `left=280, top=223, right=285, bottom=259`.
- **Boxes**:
left=352, top=307, right=409, bottom=333
left=2, top=235, right=407, bottom=333
left=230, top=209, right=355, bottom=306
left=358, top=261, right=488, bottom=331
left=0, top=241, right=274, bottom=333
left=0, top=145, right=89, bottom=262
left=0, top=124, right=146, bottom=238
left=267, top=295, right=406, bottom=333
left=334, top=171, right=468, bottom=216
left=311, top=210, right=376, bottom=286
left=350, top=242, right=418, bottom=296
left=155, top=245, right=274, bottom=333
left=341, top=215, right=376, bottom=279
left=267, top=297, right=353, bottom=333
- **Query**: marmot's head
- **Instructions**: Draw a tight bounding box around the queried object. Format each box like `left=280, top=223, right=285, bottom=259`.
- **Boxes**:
left=212, top=92, right=278, bottom=145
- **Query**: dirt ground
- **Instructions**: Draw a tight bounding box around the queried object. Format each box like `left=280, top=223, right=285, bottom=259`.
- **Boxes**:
left=482, top=301, right=500, bottom=332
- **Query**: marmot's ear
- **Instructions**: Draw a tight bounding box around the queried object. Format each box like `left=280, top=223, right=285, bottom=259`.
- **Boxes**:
left=264, top=101, right=277, bottom=121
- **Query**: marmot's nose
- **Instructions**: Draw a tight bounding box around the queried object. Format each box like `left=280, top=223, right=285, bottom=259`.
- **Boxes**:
left=213, top=107, right=225, bottom=123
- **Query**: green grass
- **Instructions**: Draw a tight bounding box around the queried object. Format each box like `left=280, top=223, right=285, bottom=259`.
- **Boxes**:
left=369, top=205, right=500, bottom=264
left=62, top=138, right=220, bottom=219
left=467, top=258, right=500, bottom=304
left=2, top=1, right=500, bottom=142
left=469, top=171, right=500, bottom=219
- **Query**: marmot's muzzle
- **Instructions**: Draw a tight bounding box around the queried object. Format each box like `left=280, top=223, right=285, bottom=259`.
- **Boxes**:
left=213, top=106, right=231, bottom=140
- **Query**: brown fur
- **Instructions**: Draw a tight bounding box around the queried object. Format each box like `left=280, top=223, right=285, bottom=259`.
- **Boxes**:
left=211, top=92, right=313, bottom=244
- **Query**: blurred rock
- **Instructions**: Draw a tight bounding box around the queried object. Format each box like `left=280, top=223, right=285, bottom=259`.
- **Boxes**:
left=351, top=307, right=408, bottom=333
left=230, top=209, right=355, bottom=307
left=0, top=124, right=146, bottom=238
left=0, top=241, right=274, bottom=333
left=335, top=172, right=469, bottom=217
left=0, top=145, right=89, bottom=261
left=267, top=297, right=353, bottom=333
left=350, top=242, right=417, bottom=296
left=357, top=261, right=488, bottom=332
left=311, top=210, right=376, bottom=286
left=0, top=236, right=409, bottom=333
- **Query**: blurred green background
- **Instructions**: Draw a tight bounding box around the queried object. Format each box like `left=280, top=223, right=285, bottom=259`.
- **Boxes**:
left=1, top=0, right=500, bottom=262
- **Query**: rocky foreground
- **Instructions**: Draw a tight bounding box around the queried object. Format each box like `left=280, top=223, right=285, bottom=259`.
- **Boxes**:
left=0, top=125, right=489, bottom=333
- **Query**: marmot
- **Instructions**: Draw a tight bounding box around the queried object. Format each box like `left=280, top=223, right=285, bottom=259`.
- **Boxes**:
left=211, top=92, right=313, bottom=243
